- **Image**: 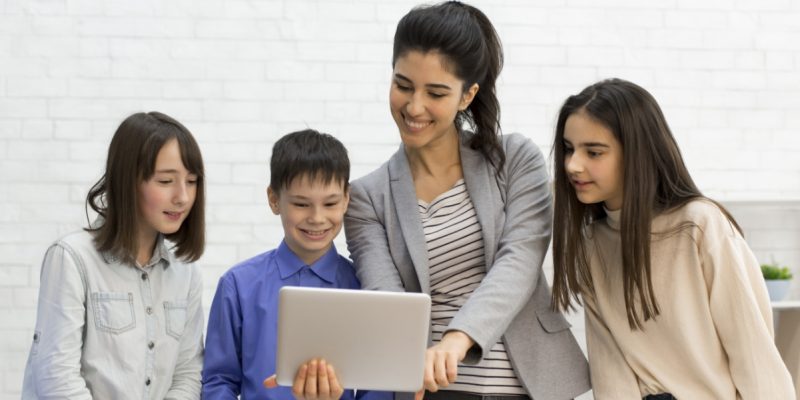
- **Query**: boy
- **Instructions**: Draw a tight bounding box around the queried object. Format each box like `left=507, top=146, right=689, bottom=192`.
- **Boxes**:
left=202, top=129, right=390, bottom=399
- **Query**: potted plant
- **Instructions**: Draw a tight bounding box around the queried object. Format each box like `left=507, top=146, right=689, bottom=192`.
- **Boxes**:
left=761, top=262, right=793, bottom=302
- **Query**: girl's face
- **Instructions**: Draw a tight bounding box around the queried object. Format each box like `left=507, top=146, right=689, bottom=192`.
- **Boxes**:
left=563, top=111, right=624, bottom=210
left=389, top=51, right=478, bottom=152
left=138, top=138, right=198, bottom=244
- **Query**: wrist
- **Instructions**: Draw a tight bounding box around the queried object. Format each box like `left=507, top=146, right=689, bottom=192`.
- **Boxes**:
left=442, top=330, right=474, bottom=358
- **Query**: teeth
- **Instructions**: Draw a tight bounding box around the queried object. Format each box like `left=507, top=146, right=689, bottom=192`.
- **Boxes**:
left=405, top=118, right=430, bottom=129
left=304, top=230, right=327, bottom=236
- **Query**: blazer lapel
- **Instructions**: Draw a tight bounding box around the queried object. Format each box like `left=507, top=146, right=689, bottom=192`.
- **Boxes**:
left=460, top=138, right=497, bottom=268
left=388, top=147, right=431, bottom=293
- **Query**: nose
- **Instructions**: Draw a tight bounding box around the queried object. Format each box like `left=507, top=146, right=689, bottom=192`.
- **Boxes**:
left=565, top=152, right=583, bottom=175
left=405, top=92, right=425, bottom=117
left=173, top=182, right=190, bottom=206
left=307, top=205, right=325, bottom=224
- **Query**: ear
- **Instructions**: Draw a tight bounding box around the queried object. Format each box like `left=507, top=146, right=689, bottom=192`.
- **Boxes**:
left=267, top=187, right=280, bottom=215
left=459, top=83, right=480, bottom=111
left=342, top=186, right=351, bottom=212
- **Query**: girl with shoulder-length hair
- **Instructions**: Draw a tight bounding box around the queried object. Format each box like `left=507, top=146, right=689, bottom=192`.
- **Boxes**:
left=345, top=2, right=590, bottom=399
left=22, top=111, right=207, bottom=399
left=551, top=78, right=795, bottom=399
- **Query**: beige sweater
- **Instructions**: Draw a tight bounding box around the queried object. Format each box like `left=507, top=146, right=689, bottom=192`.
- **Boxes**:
left=584, top=199, right=795, bottom=399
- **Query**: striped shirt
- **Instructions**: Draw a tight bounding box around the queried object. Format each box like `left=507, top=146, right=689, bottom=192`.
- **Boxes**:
left=419, top=180, right=526, bottom=396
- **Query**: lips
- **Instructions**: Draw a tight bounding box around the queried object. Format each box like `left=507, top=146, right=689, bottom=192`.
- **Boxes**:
left=570, top=179, right=593, bottom=191
left=164, top=211, right=184, bottom=221
left=301, top=228, right=330, bottom=239
left=403, top=115, right=432, bottom=132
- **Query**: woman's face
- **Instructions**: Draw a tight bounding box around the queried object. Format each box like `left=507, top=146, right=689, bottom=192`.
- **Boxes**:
left=138, top=138, right=198, bottom=244
left=563, top=111, right=624, bottom=211
left=389, top=51, right=478, bottom=152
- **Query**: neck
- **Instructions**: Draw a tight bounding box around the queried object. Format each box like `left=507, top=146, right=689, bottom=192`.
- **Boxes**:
left=405, top=129, right=461, bottom=180
left=136, top=229, right=158, bottom=266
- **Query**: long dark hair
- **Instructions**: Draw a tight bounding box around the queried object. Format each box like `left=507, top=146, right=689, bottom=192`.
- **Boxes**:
left=86, top=111, right=205, bottom=264
left=550, top=78, right=741, bottom=329
left=393, top=1, right=505, bottom=170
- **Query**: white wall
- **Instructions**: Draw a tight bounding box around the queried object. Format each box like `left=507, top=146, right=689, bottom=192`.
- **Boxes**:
left=2, top=0, right=800, bottom=398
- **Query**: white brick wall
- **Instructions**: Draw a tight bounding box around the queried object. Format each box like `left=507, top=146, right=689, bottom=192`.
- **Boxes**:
left=2, top=0, right=800, bottom=398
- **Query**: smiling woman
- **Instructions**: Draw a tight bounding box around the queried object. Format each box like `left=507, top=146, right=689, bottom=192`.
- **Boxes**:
left=344, top=2, right=590, bottom=400
left=21, top=112, right=207, bottom=400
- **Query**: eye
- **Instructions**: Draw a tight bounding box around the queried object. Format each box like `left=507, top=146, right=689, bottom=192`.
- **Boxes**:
left=563, top=145, right=574, bottom=154
left=324, top=201, right=340, bottom=207
left=428, top=92, right=446, bottom=99
left=292, top=202, right=309, bottom=208
left=394, top=82, right=412, bottom=92
left=588, top=150, right=602, bottom=158
left=187, top=175, right=199, bottom=185
left=157, top=179, right=173, bottom=184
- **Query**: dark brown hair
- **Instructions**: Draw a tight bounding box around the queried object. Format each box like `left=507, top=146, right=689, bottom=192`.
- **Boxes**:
left=393, top=1, right=505, bottom=170
left=550, top=78, right=741, bottom=329
left=268, top=128, right=350, bottom=194
left=86, top=111, right=205, bottom=263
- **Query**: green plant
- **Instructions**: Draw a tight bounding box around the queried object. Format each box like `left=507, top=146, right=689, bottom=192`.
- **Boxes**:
left=761, top=263, right=794, bottom=280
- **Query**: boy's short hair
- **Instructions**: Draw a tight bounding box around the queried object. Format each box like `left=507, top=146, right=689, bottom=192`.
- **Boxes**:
left=269, top=129, right=350, bottom=194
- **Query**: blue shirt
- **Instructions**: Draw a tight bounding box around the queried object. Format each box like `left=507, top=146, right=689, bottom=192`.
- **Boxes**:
left=202, top=241, right=391, bottom=400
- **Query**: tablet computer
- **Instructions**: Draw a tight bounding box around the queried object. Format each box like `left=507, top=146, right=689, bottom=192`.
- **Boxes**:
left=276, top=286, right=431, bottom=392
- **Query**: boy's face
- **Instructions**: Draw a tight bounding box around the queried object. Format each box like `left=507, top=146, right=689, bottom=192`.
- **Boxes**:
left=267, top=175, right=349, bottom=266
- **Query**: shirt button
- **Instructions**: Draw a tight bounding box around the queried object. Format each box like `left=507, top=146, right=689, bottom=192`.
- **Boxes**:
left=145, top=377, right=151, bottom=386
left=141, top=273, right=148, bottom=280
left=146, top=307, right=153, bottom=315
left=148, top=341, right=155, bottom=350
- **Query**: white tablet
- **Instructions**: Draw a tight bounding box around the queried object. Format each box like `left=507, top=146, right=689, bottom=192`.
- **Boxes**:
left=276, top=286, right=431, bottom=392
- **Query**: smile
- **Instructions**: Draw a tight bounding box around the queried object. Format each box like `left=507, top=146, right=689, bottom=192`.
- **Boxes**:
left=403, top=116, right=432, bottom=132
left=301, top=228, right=330, bottom=238
left=164, top=211, right=184, bottom=221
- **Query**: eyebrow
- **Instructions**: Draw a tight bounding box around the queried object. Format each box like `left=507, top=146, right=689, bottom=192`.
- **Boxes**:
left=563, top=139, right=610, bottom=148
left=394, top=73, right=452, bottom=90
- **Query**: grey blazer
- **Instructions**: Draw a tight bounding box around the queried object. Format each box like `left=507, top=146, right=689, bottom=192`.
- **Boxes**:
left=345, top=132, right=590, bottom=400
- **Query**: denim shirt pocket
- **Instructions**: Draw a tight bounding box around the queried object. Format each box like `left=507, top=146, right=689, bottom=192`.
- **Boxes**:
left=164, top=300, right=188, bottom=340
left=91, top=292, right=135, bottom=334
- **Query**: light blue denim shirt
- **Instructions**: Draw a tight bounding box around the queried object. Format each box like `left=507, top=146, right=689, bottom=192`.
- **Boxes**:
left=22, top=229, right=204, bottom=400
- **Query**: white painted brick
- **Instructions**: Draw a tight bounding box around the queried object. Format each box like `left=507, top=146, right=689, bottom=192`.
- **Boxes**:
left=540, top=66, right=597, bottom=86
left=647, top=29, right=705, bottom=49
left=31, top=15, right=75, bottom=36
left=7, top=78, right=67, bottom=98
left=202, top=142, right=259, bottom=163
left=502, top=26, right=558, bottom=46
left=701, top=90, right=758, bottom=109
left=13, top=288, right=38, bottom=309
left=22, top=120, right=54, bottom=139
left=207, top=224, right=255, bottom=245
left=0, top=121, right=22, bottom=139
left=0, top=310, right=35, bottom=329
left=78, top=17, right=194, bottom=38
left=664, top=10, right=728, bottom=28
left=729, top=109, right=783, bottom=129
left=488, top=6, right=548, bottom=25
left=38, top=160, right=100, bottom=183
left=207, top=184, right=259, bottom=205
left=318, top=2, right=376, bottom=21
left=164, top=81, right=225, bottom=100
left=511, top=46, right=567, bottom=66
left=567, top=46, right=627, bottom=67
left=50, top=58, right=112, bottom=79
left=765, top=51, right=794, bottom=71
left=0, top=99, right=48, bottom=118
left=53, top=120, right=92, bottom=140
left=756, top=32, right=800, bottom=51
left=704, top=29, right=756, bottom=50
left=223, top=82, right=283, bottom=101
left=265, top=61, right=325, bottom=82
left=7, top=141, right=69, bottom=161
left=231, top=163, right=268, bottom=185
left=199, top=244, right=240, bottom=266
left=679, top=50, right=736, bottom=69
left=263, top=100, right=325, bottom=124
left=25, top=0, right=67, bottom=15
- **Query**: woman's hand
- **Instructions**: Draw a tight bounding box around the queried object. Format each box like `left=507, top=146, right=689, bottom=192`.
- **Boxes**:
left=415, top=330, right=475, bottom=400
left=263, top=358, right=344, bottom=400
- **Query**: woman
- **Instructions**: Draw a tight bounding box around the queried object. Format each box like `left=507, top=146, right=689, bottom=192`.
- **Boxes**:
left=22, top=112, right=206, bottom=399
left=345, top=2, right=590, bottom=399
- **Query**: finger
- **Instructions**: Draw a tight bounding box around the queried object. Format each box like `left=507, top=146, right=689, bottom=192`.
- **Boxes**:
left=292, top=364, right=308, bottom=399
left=263, top=374, right=278, bottom=389
left=317, top=359, right=330, bottom=397
left=422, top=349, right=438, bottom=393
left=327, top=364, right=344, bottom=399
left=445, top=352, right=459, bottom=384
left=433, top=350, right=449, bottom=386
left=414, top=389, right=425, bottom=400
left=305, top=359, right=319, bottom=399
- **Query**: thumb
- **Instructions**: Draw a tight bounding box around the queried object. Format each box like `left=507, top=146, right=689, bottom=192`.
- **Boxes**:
left=415, top=389, right=424, bottom=400
left=262, top=374, right=278, bottom=389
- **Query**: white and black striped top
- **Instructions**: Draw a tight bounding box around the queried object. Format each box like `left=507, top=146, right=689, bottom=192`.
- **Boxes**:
left=419, top=179, right=526, bottom=396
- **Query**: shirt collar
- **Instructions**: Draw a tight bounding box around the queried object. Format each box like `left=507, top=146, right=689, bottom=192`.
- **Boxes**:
left=276, top=240, right=339, bottom=284
left=604, top=206, right=622, bottom=231
left=99, top=233, right=172, bottom=270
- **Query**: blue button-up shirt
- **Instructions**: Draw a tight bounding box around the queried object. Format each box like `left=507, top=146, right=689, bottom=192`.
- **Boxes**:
left=202, top=241, right=391, bottom=400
